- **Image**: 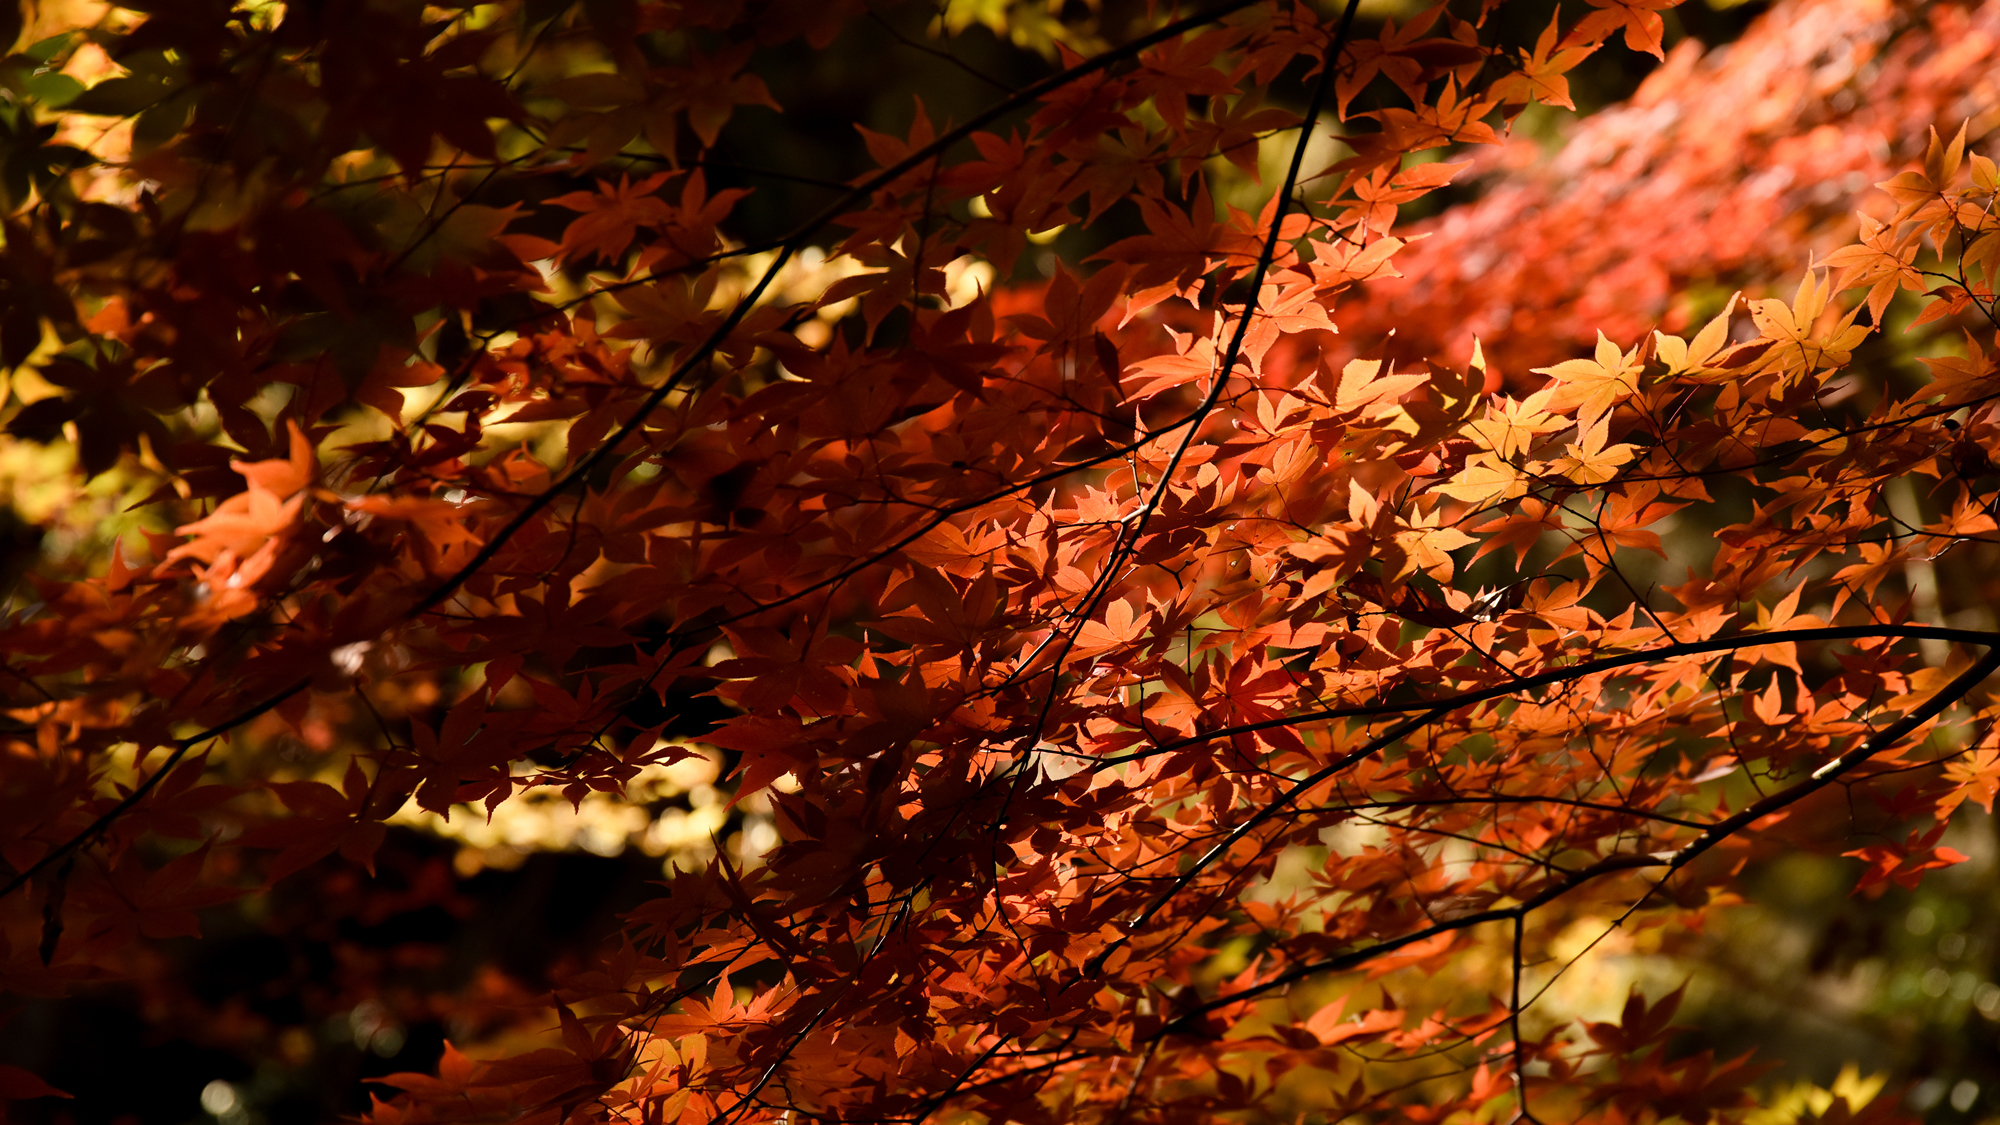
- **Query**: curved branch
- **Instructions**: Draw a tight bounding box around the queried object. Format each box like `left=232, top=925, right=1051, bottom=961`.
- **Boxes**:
left=1156, top=641, right=2000, bottom=1030
left=1087, top=622, right=2000, bottom=769
left=0, top=0, right=1284, bottom=916
left=0, top=678, right=309, bottom=902
left=405, top=0, right=1268, bottom=620
left=1086, top=622, right=1997, bottom=971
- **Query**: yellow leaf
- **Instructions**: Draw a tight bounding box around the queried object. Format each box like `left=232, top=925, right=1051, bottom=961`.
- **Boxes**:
left=1434, top=453, right=1528, bottom=505
left=1335, top=357, right=1428, bottom=414
left=1748, top=270, right=1865, bottom=375
left=1547, top=416, right=1637, bottom=485
left=1655, top=294, right=1738, bottom=376
left=1462, top=390, right=1563, bottom=461
left=1925, top=120, right=1968, bottom=187
left=1394, top=505, right=1477, bottom=580
left=1532, top=331, right=1642, bottom=423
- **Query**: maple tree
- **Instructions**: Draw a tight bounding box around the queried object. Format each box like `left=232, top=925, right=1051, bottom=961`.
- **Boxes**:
left=4, top=0, right=2000, bottom=1121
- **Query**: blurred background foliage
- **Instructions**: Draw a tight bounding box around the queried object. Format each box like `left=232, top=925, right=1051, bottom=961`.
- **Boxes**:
left=9, top=0, right=2000, bottom=1122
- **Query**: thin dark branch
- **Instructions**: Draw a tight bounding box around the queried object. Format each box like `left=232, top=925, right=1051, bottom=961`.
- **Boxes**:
left=1158, top=641, right=2000, bottom=1029
left=1081, top=623, right=2000, bottom=770
left=405, top=0, right=1270, bottom=620
left=0, top=679, right=309, bottom=902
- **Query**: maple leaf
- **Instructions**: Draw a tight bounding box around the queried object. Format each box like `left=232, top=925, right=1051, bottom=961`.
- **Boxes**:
left=1435, top=452, right=1529, bottom=506
left=1823, top=215, right=1922, bottom=326
left=1331, top=85, right=1498, bottom=179
left=345, top=496, right=484, bottom=573
left=1335, top=7, right=1446, bottom=118
left=161, top=419, right=316, bottom=623
left=1584, top=986, right=1685, bottom=1056
left=1653, top=296, right=1739, bottom=377
left=1939, top=745, right=2000, bottom=816
left=1543, top=415, right=1639, bottom=485
left=1917, top=331, right=2000, bottom=405
left=1393, top=502, right=1478, bottom=579
left=1532, top=331, right=1644, bottom=424
left=19, top=5, right=2000, bottom=1125
left=1093, top=180, right=1258, bottom=318
left=547, top=172, right=677, bottom=266
left=1328, top=356, right=1428, bottom=417
left=1185, top=93, right=1296, bottom=181
left=1490, top=13, right=1592, bottom=111
left=1075, top=596, right=1149, bottom=654
left=1344, top=160, right=1472, bottom=234
left=676, top=44, right=782, bottom=148
left=1305, top=996, right=1406, bottom=1045
left=241, top=760, right=388, bottom=878
left=1139, top=27, right=1238, bottom=134
left=1746, top=270, right=1869, bottom=377
left=1844, top=824, right=1969, bottom=893
left=1567, top=0, right=1675, bottom=59
left=1462, top=389, right=1565, bottom=461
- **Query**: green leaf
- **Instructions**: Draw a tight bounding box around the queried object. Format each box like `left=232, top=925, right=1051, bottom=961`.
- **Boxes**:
left=24, top=71, right=83, bottom=107
left=23, top=31, right=73, bottom=64
left=130, top=91, right=193, bottom=152
left=65, top=75, right=174, bottom=116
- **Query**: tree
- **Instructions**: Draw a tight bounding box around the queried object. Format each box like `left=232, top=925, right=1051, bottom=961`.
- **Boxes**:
left=1, top=0, right=1997, bottom=1121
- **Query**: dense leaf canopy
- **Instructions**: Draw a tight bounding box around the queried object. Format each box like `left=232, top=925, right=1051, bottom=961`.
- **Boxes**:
left=3, top=0, right=2000, bottom=1123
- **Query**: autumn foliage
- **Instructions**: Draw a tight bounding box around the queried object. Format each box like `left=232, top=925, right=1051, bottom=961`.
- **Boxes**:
left=4, top=0, right=2000, bottom=1121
